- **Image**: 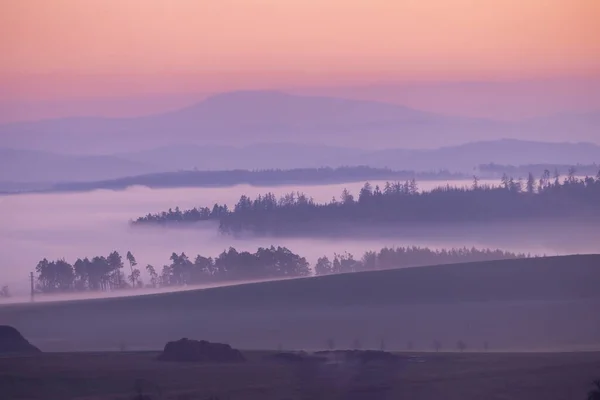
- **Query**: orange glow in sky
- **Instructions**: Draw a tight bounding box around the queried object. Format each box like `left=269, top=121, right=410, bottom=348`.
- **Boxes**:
left=1, top=0, right=599, bottom=100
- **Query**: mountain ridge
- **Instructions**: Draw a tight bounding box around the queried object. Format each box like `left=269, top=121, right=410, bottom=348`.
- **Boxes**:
left=2, top=91, right=597, bottom=154
left=1, top=139, right=599, bottom=185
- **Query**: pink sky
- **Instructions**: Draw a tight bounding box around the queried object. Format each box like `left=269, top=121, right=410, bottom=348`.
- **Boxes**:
left=1, top=0, right=599, bottom=120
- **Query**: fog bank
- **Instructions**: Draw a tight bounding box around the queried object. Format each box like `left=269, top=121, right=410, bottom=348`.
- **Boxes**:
left=1, top=181, right=597, bottom=295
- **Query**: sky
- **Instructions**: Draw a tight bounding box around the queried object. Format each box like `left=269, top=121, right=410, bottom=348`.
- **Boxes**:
left=1, top=0, right=599, bottom=120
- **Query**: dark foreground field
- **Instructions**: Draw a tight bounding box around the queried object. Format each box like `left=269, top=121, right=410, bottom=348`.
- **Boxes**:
left=1, top=255, right=600, bottom=352
left=1, top=350, right=600, bottom=400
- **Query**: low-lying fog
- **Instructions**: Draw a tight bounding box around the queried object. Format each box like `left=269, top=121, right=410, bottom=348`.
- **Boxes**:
left=1, top=179, right=597, bottom=295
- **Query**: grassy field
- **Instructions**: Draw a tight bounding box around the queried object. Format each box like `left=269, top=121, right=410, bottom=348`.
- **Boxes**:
left=1, top=350, right=600, bottom=399
left=1, top=255, right=599, bottom=352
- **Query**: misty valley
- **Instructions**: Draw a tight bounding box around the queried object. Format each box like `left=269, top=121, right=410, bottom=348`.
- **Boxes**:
left=2, top=163, right=600, bottom=400
left=1, top=68, right=600, bottom=400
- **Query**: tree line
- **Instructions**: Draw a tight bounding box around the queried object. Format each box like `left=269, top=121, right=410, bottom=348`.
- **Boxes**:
left=133, top=169, right=600, bottom=235
left=51, top=166, right=465, bottom=192
left=478, top=163, right=600, bottom=179
left=32, top=246, right=528, bottom=294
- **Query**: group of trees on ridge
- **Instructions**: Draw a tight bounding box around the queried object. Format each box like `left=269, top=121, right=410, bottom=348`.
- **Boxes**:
left=478, top=163, right=600, bottom=179
left=133, top=169, right=600, bottom=235
left=31, top=246, right=528, bottom=294
left=51, top=166, right=465, bottom=192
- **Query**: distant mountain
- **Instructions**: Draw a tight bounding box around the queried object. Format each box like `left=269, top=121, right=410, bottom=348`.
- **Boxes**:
left=1, top=139, right=599, bottom=186
left=0, top=91, right=515, bottom=153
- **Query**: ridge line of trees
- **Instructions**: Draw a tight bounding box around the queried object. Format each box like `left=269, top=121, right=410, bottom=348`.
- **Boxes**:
left=132, top=169, right=600, bottom=235
left=32, top=246, right=530, bottom=294
left=51, top=166, right=466, bottom=192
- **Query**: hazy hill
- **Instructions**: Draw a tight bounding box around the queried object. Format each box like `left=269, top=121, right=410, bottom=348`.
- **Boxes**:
left=1, top=139, right=599, bottom=185
left=121, top=139, right=600, bottom=172
left=1, top=255, right=599, bottom=352
left=363, top=139, right=600, bottom=171
left=2, top=91, right=597, bottom=154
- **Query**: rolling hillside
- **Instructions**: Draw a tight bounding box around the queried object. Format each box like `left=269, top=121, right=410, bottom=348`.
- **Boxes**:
left=1, top=255, right=599, bottom=352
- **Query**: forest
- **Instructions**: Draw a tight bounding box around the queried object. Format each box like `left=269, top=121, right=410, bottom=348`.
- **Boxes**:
left=31, top=246, right=528, bottom=294
left=133, top=169, right=600, bottom=235
left=50, top=166, right=464, bottom=192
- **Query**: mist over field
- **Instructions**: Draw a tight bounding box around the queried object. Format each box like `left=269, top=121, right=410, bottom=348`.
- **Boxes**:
left=2, top=179, right=597, bottom=296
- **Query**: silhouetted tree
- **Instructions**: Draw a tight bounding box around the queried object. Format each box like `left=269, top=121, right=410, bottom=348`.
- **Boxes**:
left=568, top=166, right=577, bottom=183
left=433, top=340, right=441, bottom=352
left=145, top=264, right=158, bottom=288
left=472, top=175, right=479, bottom=190
left=126, top=251, right=138, bottom=287
left=340, top=188, right=354, bottom=205
left=35, top=258, right=75, bottom=293
left=107, top=251, right=124, bottom=289
left=526, top=172, right=536, bottom=193
left=314, top=256, right=333, bottom=275
left=0, top=286, right=9, bottom=298
left=358, top=182, right=373, bottom=203
left=129, top=269, right=141, bottom=288
left=457, top=340, right=467, bottom=352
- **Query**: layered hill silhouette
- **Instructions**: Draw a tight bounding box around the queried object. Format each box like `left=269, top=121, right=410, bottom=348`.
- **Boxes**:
left=1, top=91, right=598, bottom=155
left=2, top=139, right=600, bottom=185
